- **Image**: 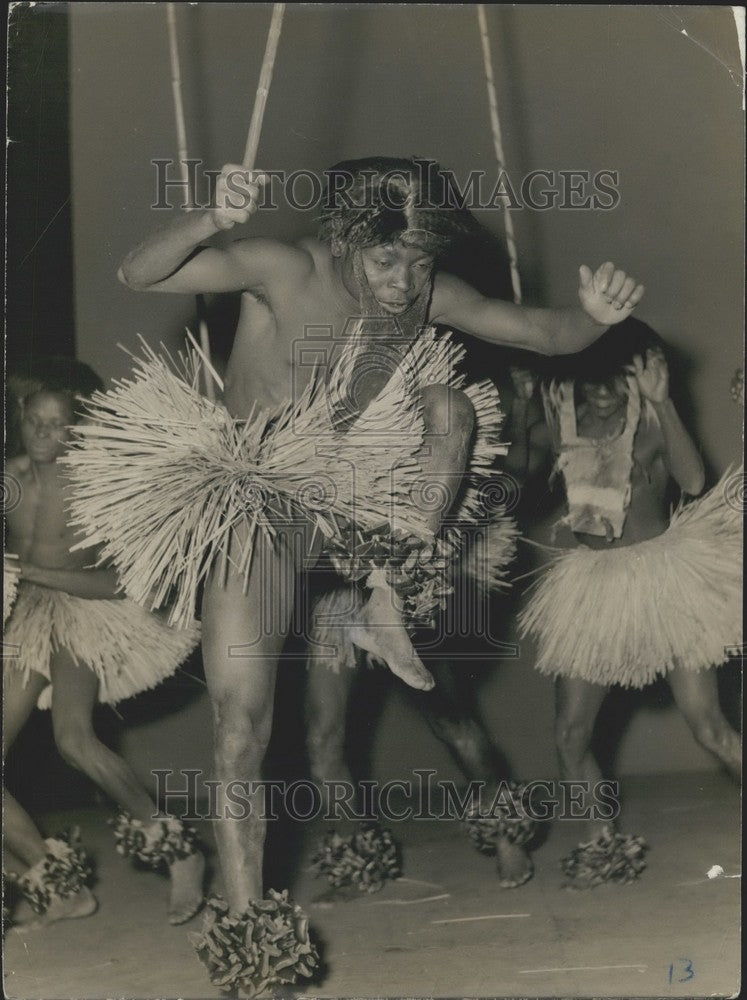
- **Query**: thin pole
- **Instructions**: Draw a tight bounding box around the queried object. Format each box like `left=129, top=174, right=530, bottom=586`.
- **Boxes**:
left=476, top=5, right=522, bottom=305
left=166, top=4, right=215, bottom=401
left=243, top=4, right=286, bottom=169
left=166, top=4, right=190, bottom=196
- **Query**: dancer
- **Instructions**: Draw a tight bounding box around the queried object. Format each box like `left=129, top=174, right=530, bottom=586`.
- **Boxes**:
left=66, top=157, right=643, bottom=991
left=306, top=510, right=532, bottom=890
left=3, top=365, right=204, bottom=927
left=306, top=352, right=563, bottom=893
left=519, top=319, right=742, bottom=887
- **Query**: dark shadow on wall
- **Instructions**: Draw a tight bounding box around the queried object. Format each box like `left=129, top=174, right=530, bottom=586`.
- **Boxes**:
left=6, top=4, right=74, bottom=372
left=5, top=3, right=77, bottom=812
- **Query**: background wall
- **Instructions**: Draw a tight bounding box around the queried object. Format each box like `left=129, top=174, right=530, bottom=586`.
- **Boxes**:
left=64, top=4, right=743, bottom=795
left=7, top=4, right=74, bottom=370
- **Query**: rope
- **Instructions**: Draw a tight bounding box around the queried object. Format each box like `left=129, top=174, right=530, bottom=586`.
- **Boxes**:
left=476, top=5, right=522, bottom=305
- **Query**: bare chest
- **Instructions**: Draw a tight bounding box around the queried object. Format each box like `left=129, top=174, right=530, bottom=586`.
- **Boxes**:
left=223, top=289, right=362, bottom=416
left=6, top=472, right=82, bottom=565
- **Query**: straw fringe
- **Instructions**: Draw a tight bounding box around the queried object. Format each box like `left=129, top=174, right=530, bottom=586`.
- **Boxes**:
left=4, top=553, right=20, bottom=624
left=306, top=366, right=517, bottom=672
left=62, top=329, right=511, bottom=629
left=519, top=471, right=743, bottom=688
left=458, top=514, right=519, bottom=595
left=4, top=583, right=199, bottom=709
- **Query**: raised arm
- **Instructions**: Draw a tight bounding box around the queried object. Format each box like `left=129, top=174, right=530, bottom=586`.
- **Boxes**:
left=118, top=165, right=308, bottom=295
left=432, top=262, right=645, bottom=356
left=632, top=350, right=705, bottom=496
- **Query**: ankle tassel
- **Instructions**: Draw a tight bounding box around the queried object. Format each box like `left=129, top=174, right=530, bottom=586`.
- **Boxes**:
left=17, top=831, right=94, bottom=915
left=110, top=811, right=199, bottom=869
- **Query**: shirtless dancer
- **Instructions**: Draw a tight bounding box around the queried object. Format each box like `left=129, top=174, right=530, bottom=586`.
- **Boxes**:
left=519, top=320, right=741, bottom=885
left=59, top=156, right=645, bottom=988
left=4, top=373, right=203, bottom=926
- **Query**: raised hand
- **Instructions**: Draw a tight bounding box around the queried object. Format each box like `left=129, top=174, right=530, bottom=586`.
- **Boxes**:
left=211, top=164, right=268, bottom=231
left=628, top=348, right=669, bottom=403
left=578, top=262, right=645, bottom=326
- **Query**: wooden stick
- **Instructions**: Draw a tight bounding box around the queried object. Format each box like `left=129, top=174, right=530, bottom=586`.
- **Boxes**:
left=195, top=294, right=216, bottom=402
left=476, top=5, right=522, bottom=305
left=165, top=4, right=216, bottom=402
left=185, top=328, right=225, bottom=393
left=243, top=4, right=286, bottom=169
left=166, top=3, right=192, bottom=202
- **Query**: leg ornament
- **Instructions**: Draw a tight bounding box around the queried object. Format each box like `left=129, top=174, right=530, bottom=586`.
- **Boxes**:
left=561, top=825, right=648, bottom=888
left=110, top=811, right=200, bottom=869
left=17, top=831, right=95, bottom=915
left=189, top=891, right=319, bottom=996
left=311, top=821, right=401, bottom=894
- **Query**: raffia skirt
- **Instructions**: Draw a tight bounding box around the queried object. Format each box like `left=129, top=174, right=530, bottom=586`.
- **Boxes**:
left=518, top=471, right=743, bottom=688
left=3, top=582, right=200, bottom=710
left=60, top=327, right=515, bottom=631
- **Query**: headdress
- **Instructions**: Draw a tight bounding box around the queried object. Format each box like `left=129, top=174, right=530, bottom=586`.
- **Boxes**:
left=319, top=156, right=472, bottom=257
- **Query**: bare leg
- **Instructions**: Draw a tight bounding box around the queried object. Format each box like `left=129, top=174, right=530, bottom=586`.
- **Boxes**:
left=416, top=385, right=476, bottom=535
left=50, top=649, right=203, bottom=924
left=417, top=659, right=533, bottom=887
left=555, top=676, right=610, bottom=840
left=668, top=667, right=741, bottom=782
left=3, top=669, right=53, bottom=869
left=418, top=659, right=506, bottom=783
left=304, top=657, right=360, bottom=854
left=3, top=666, right=97, bottom=924
left=352, top=386, right=475, bottom=691
left=51, top=650, right=155, bottom=818
left=305, top=658, right=356, bottom=802
left=202, top=522, right=310, bottom=914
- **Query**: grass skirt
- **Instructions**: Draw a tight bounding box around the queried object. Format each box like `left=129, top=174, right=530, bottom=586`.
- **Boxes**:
left=518, top=471, right=743, bottom=688
left=4, top=553, right=20, bottom=624
left=307, top=380, right=519, bottom=671
left=3, top=582, right=200, bottom=709
left=61, top=328, right=508, bottom=628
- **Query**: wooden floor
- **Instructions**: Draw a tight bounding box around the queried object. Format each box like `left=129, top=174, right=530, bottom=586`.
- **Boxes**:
left=3, top=771, right=740, bottom=999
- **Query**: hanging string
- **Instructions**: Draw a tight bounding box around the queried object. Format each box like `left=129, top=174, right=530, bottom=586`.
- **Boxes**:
left=476, top=5, right=522, bottom=305
left=165, top=3, right=215, bottom=402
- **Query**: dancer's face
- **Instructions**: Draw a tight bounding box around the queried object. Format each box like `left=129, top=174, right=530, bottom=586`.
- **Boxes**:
left=580, top=376, right=628, bottom=419
left=21, top=391, right=74, bottom=463
left=359, top=242, right=434, bottom=314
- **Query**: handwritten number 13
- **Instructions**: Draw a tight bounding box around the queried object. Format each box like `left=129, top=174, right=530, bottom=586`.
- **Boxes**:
left=668, top=958, right=695, bottom=984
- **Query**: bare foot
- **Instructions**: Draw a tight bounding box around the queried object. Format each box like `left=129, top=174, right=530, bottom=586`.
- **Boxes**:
left=16, top=887, right=98, bottom=930
left=168, top=851, right=205, bottom=925
left=495, top=838, right=533, bottom=888
left=349, top=586, right=434, bottom=691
